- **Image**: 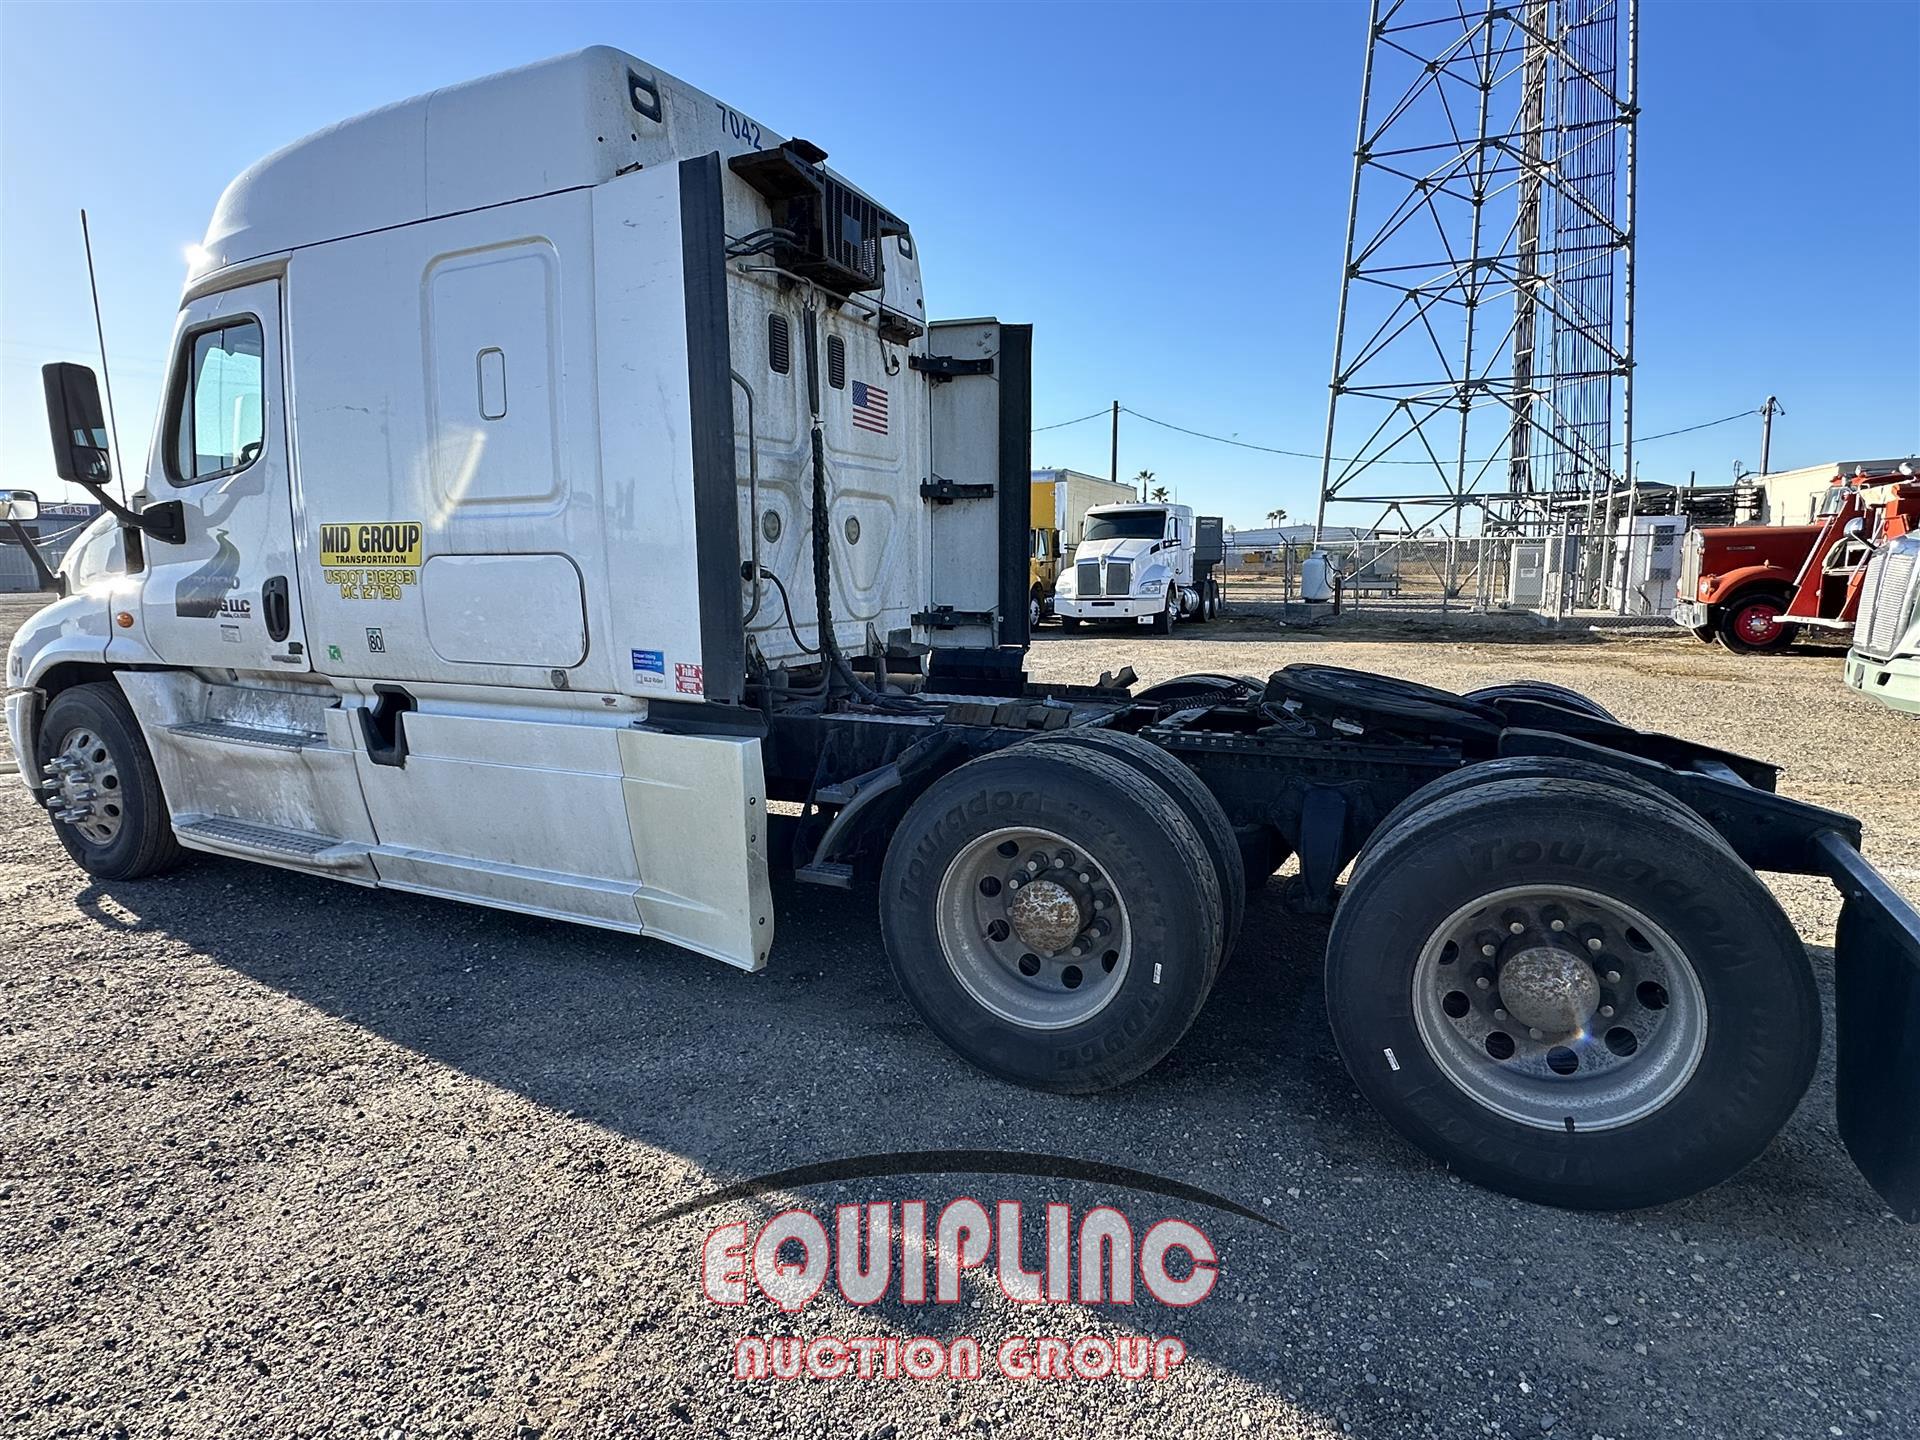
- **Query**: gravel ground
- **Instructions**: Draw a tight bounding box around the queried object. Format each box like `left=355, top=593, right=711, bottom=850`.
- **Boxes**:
left=2, top=592, right=1916, bottom=1440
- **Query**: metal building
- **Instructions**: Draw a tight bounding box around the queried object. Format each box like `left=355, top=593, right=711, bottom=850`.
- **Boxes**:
left=0, top=501, right=103, bottom=593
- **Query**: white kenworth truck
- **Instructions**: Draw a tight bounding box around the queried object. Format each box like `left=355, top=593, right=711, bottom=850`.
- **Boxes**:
left=1052, top=502, right=1223, bottom=632
left=9, top=48, right=1919, bottom=1218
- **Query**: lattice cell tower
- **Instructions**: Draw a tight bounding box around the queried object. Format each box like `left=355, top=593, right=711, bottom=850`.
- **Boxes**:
left=1312, top=0, right=1638, bottom=560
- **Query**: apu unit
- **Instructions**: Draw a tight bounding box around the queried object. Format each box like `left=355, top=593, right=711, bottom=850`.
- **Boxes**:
left=730, top=140, right=909, bottom=296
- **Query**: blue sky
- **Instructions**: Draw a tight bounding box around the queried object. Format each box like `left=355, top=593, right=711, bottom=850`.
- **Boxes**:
left=2, top=0, right=1915, bottom=530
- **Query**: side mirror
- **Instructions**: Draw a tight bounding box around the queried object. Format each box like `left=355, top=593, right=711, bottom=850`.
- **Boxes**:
left=38, top=361, right=187, bottom=545
left=1843, top=515, right=1874, bottom=547
left=0, top=488, right=39, bottom=524
left=41, top=362, right=113, bottom=489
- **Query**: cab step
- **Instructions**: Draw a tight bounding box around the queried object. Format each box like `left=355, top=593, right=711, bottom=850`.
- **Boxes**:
left=174, top=814, right=368, bottom=870
left=168, top=720, right=328, bottom=750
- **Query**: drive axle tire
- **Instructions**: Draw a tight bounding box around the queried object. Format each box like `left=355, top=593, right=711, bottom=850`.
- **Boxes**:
left=1026, top=727, right=1245, bottom=968
left=1325, top=776, right=1819, bottom=1211
left=1718, top=589, right=1799, bottom=654
left=1351, top=755, right=1723, bottom=875
left=35, top=682, right=185, bottom=881
left=880, top=744, right=1220, bottom=1092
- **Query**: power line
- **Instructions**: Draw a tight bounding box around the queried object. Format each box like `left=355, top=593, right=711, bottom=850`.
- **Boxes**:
left=1030, top=407, right=1110, bottom=434
left=1044, top=402, right=1760, bottom=464
left=1636, top=408, right=1761, bottom=444
left=1120, top=406, right=1437, bottom=465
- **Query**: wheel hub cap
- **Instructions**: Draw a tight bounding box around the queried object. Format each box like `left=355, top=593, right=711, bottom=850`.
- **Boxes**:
left=1008, top=879, right=1083, bottom=953
left=1411, top=885, right=1709, bottom=1131
left=42, top=726, right=124, bottom=846
left=1498, top=946, right=1599, bottom=1035
left=934, top=826, right=1133, bottom=1030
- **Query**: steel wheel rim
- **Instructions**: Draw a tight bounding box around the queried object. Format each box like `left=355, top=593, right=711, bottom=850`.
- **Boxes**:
left=1410, top=884, right=1708, bottom=1132
left=49, top=725, right=125, bottom=846
left=934, top=826, right=1132, bottom=1030
left=1735, top=601, right=1781, bottom=642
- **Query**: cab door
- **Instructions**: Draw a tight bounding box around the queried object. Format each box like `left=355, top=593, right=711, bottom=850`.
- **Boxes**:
left=140, top=278, right=308, bottom=673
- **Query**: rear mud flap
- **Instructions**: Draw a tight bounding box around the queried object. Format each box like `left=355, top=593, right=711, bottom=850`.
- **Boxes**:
left=1813, top=831, right=1920, bottom=1222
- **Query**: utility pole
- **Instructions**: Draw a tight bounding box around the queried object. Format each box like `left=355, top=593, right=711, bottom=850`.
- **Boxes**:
left=1759, top=396, right=1784, bottom=476
left=1110, top=402, right=1120, bottom=490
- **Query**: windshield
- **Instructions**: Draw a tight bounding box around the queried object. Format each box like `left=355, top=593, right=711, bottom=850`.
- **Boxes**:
left=1082, top=511, right=1166, bottom=543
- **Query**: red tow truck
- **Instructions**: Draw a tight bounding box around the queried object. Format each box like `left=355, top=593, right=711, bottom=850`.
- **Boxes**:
left=1674, top=464, right=1920, bottom=653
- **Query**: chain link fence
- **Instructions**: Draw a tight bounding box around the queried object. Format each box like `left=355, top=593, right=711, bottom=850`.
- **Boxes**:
left=1222, top=526, right=1688, bottom=622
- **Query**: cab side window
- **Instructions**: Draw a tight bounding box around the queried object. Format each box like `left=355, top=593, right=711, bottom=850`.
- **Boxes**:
left=168, top=318, right=264, bottom=484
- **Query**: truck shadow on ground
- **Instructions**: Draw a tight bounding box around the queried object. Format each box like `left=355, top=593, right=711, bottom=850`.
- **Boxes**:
left=58, top=838, right=1883, bottom=1430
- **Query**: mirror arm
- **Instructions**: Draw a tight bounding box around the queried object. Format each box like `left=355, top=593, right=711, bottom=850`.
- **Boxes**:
left=3, top=516, right=60, bottom=592
left=80, top=487, right=186, bottom=546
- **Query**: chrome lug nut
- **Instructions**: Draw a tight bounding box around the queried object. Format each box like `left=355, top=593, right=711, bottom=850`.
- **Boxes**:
left=1508, top=921, right=1525, bottom=935
left=1480, top=943, right=1497, bottom=958
left=1475, top=976, right=1491, bottom=990
left=1605, top=970, right=1621, bottom=983
left=1549, top=919, right=1566, bottom=932
left=1599, top=1004, right=1615, bottom=1018
left=1586, top=937, right=1604, bottom=953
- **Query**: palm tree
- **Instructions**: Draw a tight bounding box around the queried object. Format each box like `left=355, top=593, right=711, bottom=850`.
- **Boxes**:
left=1267, top=507, right=1289, bottom=529
left=1150, top=485, right=1170, bottom=503
left=1134, top=468, right=1155, bottom=501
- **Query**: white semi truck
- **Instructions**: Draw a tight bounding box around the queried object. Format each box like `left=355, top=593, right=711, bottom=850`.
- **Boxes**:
left=1846, top=528, right=1920, bottom=713
left=8, top=48, right=1919, bottom=1218
left=1051, top=502, right=1222, bottom=632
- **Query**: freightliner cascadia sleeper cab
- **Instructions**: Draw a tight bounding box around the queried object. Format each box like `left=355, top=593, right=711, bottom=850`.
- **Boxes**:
left=9, top=49, right=1919, bottom=1218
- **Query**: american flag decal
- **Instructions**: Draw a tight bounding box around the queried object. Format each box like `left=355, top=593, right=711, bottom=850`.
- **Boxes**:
left=851, top=380, right=890, bottom=435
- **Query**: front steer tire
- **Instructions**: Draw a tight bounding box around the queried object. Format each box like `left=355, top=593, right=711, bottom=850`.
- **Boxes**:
left=1152, top=586, right=1176, bottom=635
left=1717, top=587, right=1799, bottom=654
left=1325, top=776, right=1819, bottom=1212
left=880, top=744, right=1221, bottom=1093
left=35, top=681, right=185, bottom=882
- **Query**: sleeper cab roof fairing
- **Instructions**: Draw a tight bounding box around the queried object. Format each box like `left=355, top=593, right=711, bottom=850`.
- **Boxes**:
left=181, top=45, right=902, bottom=288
